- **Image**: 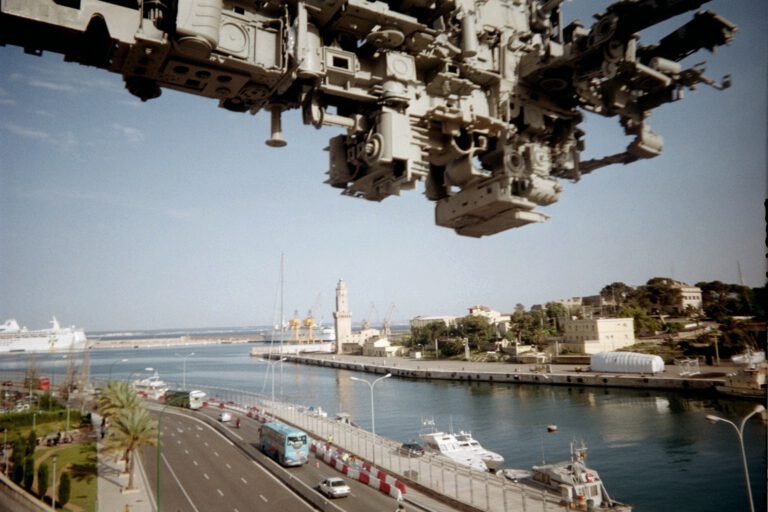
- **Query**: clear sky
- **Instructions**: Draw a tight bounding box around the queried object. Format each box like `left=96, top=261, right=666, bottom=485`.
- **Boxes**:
left=1, top=1, right=765, bottom=331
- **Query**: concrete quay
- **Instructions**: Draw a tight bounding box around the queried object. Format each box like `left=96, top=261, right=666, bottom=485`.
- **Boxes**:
left=282, top=354, right=731, bottom=393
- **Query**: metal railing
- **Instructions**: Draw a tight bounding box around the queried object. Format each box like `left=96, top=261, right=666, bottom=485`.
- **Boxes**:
left=176, top=382, right=567, bottom=512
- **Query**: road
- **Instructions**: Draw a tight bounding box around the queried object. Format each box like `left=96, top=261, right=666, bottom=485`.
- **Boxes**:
left=142, top=406, right=401, bottom=512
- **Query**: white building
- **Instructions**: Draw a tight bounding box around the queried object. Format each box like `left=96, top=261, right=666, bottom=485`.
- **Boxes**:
left=468, top=305, right=511, bottom=325
left=562, top=318, right=635, bottom=354
left=675, top=284, right=703, bottom=313
left=410, top=315, right=458, bottom=329
left=362, top=337, right=403, bottom=357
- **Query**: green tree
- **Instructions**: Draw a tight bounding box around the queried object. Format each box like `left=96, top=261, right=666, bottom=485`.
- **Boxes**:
left=600, top=282, right=634, bottom=309
left=58, top=471, right=71, bottom=507
left=440, top=339, right=465, bottom=358
left=103, top=406, right=158, bottom=490
left=11, top=437, right=24, bottom=485
left=26, top=429, right=36, bottom=457
left=37, top=462, right=49, bottom=499
left=617, top=306, right=661, bottom=337
left=97, top=381, right=142, bottom=423
left=642, top=278, right=683, bottom=314
left=545, top=302, right=568, bottom=333
left=455, top=315, right=494, bottom=348
left=23, top=456, right=34, bottom=491
left=410, top=321, right=449, bottom=357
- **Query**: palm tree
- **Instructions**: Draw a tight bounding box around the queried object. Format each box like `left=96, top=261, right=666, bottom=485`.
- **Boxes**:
left=97, top=381, right=141, bottom=422
left=103, top=406, right=158, bottom=490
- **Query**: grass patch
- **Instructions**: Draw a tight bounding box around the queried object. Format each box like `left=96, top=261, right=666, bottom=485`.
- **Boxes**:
left=37, top=442, right=97, bottom=512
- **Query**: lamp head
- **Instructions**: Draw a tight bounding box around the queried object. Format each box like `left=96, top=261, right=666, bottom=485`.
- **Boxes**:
left=705, top=414, right=721, bottom=424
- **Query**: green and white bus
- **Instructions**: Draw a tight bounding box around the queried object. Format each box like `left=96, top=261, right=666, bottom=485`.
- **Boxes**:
left=164, top=389, right=206, bottom=410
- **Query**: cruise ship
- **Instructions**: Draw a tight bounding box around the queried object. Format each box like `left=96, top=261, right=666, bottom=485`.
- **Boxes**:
left=0, top=317, right=88, bottom=353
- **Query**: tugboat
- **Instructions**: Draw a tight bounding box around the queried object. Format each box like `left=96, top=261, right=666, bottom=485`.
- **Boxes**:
left=716, top=351, right=767, bottom=400
left=524, top=443, right=632, bottom=510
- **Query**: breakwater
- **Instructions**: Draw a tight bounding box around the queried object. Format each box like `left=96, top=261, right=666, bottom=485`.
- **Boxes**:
left=282, top=354, right=726, bottom=392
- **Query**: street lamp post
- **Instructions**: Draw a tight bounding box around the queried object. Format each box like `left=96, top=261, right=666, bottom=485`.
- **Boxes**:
left=175, top=353, right=195, bottom=390
left=705, top=405, right=766, bottom=512
left=350, top=373, right=391, bottom=465
left=51, top=454, right=57, bottom=511
left=2, top=428, right=6, bottom=474
left=108, top=358, right=129, bottom=380
left=156, top=403, right=170, bottom=512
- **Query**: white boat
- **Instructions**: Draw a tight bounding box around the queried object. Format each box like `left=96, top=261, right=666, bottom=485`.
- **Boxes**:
left=419, top=419, right=504, bottom=472
left=526, top=443, right=630, bottom=510
left=131, top=371, right=169, bottom=399
left=730, top=349, right=765, bottom=366
left=0, top=317, right=88, bottom=353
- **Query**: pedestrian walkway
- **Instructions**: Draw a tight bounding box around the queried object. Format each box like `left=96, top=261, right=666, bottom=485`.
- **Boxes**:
left=95, top=413, right=155, bottom=512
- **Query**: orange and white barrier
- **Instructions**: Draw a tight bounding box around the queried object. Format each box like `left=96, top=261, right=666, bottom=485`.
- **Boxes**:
left=312, top=442, right=406, bottom=500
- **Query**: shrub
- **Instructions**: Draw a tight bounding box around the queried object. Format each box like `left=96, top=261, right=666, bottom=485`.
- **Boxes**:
left=26, top=429, right=36, bottom=456
left=58, top=471, right=71, bottom=507
left=37, top=462, right=49, bottom=498
left=23, top=456, right=34, bottom=491
left=11, top=459, right=23, bottom=485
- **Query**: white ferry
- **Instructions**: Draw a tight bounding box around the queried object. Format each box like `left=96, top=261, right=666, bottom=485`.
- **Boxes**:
left=419, top=419, right=504, bottom=472
left=0, top=317, right=88, bottom=353
left=131, top=371, right=169, bottom=399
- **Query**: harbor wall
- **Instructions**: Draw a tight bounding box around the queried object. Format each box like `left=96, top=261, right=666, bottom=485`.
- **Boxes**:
left=284, top=356, right=723, bottom=392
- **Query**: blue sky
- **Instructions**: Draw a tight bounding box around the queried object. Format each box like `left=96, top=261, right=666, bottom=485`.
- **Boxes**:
left=1, top=1, right=765, bottom=331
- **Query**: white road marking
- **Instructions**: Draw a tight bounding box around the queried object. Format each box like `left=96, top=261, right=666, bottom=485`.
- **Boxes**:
left=203, top=473, right=210, bottom=480
left=259, top=495, right=268, bottom=503
left=161, top=453, right=200, bottom=512
left=214, top=451, right=219, bottom=457
left=193, top=460, right=198, bottom=466
left=240, top=477, right=247, bottom=484
left=225, top=463, right=231, bottom=469
left=217, top=489, right=224, bottom=497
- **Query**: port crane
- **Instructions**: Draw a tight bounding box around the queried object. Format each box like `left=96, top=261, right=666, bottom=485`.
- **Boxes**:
left=0, top=0, right=736, bottom=236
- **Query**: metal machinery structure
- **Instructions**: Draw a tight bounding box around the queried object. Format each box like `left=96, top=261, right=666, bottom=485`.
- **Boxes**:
left=0, top=0, right=736, bottom=236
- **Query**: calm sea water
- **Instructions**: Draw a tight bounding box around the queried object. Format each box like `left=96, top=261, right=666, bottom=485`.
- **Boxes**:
left=5, top=344, right=766, bottom=512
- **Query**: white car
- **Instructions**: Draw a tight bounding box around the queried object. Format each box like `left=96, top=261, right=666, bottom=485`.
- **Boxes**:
left=218, top=412, right=232, bottom=422
left=318, top=477, right=351, bottom=498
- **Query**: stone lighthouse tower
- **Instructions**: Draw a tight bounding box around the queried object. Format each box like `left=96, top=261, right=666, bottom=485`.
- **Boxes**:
left=333, top=279, right=352, bottom=354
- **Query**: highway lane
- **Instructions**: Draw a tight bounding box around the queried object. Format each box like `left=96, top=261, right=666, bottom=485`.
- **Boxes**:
left=143, top=408, right=316, bottom=512
left=198, top=406, right=402, bottom=512
left=143, top=406, right=401, bottom=512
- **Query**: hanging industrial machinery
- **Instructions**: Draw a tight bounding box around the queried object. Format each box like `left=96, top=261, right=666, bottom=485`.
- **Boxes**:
left=0, top=0, right=737, bottom=236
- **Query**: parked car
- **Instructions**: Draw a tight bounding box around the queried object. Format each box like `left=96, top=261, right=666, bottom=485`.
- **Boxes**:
left=218, top=412, right=232, bottom=422
left=398, top=441, right=424, bottom=457
left=318, top=477, right=351, bottom=498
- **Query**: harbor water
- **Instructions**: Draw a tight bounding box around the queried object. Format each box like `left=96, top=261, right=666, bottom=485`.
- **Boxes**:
left=3, top=343, right=766, bottom=512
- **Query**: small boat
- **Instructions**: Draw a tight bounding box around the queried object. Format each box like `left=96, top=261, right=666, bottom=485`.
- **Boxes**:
left=716, top=363, right=767, bottom=400
left=731, top=349, right=765, bottom=366
left=419, top=418, right=504, bottom=472
left=527, top=443, right=631, bottom=510
left=131, top=371, right=169, bottom=399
